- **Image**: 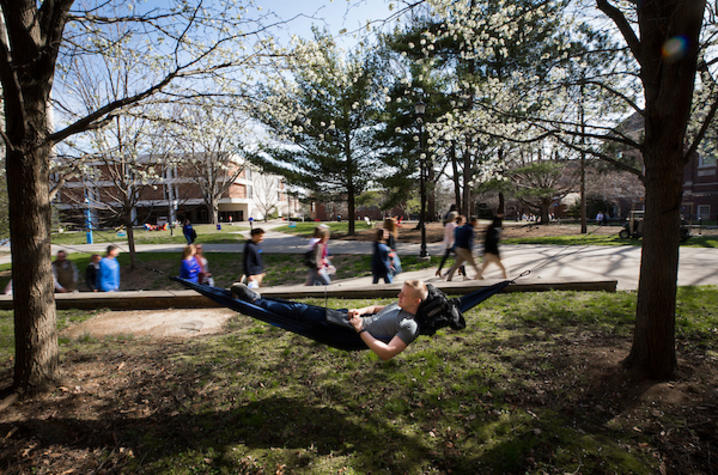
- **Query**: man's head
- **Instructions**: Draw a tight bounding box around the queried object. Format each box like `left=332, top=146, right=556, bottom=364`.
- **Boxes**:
left=106, top=245, right=119, bottom=258
left=375, top=228, right=386, bottom=242
left=55, top=250, right=67, bottom=262
left=468, top=217, right=478, bottom=228
left=398, top=280, right=428, bottom=315
left=250, top=228, right=265, bottom=243
left=90, top=254, right=101, bottom=264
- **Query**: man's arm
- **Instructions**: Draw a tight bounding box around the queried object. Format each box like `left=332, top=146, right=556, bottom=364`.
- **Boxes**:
left=347, top=304, right=385, bottom=318
left=347, top=310, right=407, bottom=360
left=358, top=333, right=407, bottom=361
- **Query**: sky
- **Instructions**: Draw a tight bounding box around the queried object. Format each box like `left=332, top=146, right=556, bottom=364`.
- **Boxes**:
left=252, top=0, right=400, bottom=49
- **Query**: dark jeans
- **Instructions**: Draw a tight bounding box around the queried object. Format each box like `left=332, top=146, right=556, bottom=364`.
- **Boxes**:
left=257, top=298, right=353, bottom=329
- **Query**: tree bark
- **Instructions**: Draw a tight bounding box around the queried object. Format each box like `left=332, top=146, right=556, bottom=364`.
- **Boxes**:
left=450, top=141, right=462, bottom=212
left=346, top=136, right=356, bottom=235
left=126, top=215, right=137, bottom=271
left=462, top=139, right=472, bottom=217
left=6, top=108, right=60, bottom=393
left=612, top=0, right=706, bottom=379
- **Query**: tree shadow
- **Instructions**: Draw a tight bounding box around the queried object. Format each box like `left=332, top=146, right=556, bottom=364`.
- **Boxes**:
left=0, top=395, right=437, bottom=472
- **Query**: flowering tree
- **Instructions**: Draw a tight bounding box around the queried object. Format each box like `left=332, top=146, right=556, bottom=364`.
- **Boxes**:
left=0, top=0, right=288, bottom=394
left=172, top=103, right=247, bottom=224
left=413, top=0, right=717, bottom=378
left=251, top=30, right=382, bottom=235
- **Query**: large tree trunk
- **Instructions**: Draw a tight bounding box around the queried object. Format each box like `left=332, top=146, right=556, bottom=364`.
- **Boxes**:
left=625, top=153, right=682, bottom=378
left=6, top=107, right=59, bottom=393
left=618, top=0, right=705, bottom=379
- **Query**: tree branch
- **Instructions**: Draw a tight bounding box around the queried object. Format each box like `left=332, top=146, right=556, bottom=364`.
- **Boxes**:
left=596, top=0, right=642, bottom=65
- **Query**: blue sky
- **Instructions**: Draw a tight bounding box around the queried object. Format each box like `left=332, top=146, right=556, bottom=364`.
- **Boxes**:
left=257, top=0, right=397, bottom=49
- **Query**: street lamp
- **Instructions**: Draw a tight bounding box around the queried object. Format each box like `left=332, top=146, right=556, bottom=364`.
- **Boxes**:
left=415, top=100, right=428, bottom=258
left=84, top=193, right=94, bottom=244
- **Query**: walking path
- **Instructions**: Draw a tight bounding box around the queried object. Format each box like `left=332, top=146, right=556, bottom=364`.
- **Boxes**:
left=3, top=222, right=717, bottom=291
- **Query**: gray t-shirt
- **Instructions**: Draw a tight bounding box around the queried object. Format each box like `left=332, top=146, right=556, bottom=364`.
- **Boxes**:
left=363, top=303, right=420, bottom=345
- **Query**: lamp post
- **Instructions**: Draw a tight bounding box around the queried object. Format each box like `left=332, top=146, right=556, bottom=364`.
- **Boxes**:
left=415, top=100, right=428, bottom=258
left=84, top=194, right=93, bottom=244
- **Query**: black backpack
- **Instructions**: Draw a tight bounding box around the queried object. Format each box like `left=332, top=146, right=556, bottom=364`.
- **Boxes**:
left=303, top=244, right=317, bottom=268
left=414, top=284, right=466, bottom=336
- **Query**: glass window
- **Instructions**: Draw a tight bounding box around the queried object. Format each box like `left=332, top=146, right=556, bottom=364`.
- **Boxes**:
left=697, top=205, right=710, bottom=220
left=698, top=155, right=716, bottom=168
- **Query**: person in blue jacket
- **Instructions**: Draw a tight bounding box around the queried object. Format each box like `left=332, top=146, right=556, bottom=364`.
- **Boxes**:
left=97, top=245, right=121, bottom=292
left=182, top=218, right=197, bottom=244
left=445, top=216, right=483, bottom=281
left=179, top=244, right=201, bottom=283
left=371, top=228, right=393, bottom=284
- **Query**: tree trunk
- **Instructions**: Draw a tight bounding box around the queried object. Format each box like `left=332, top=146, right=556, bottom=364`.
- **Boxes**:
left=427, top=158, right=436, bottom=222
left=462, top=139, right=472, bottom=218
left=624, top=153, right=682, bottom=378
left=618, top=0, right=705, bottom=380
left=6, top=111, right=59, bottom=393
left=450, top=141, right=462, bottom=212
left=126, top=215, right=137, bottom=271
left=346, top=138, right=356, bottom=235
left=208, top=197, right=219, bottom=225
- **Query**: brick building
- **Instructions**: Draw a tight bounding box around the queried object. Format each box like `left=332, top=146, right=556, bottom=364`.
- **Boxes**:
left=53, top=153, right=301, bottom=226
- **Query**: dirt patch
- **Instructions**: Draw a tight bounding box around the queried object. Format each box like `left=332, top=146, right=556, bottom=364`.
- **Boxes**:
left=61, top=308, right=237, bottom=339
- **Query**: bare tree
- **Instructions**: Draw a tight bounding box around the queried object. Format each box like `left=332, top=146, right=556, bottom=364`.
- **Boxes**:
left=0, top=0, right=288, bottom=394
left=172, top=104, right=247, bottom=224
left=253, top=171, right=281, bottom=221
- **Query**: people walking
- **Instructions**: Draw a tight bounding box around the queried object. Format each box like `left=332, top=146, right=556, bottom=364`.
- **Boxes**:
left=306, top=226, right=332, bottom=285
left=97, top=245, right=121, bottom=292
left=371, top=229, right=394, bottom=284
left=179, top=244, right=201, bottom=283
left=435, top=212, right=465, bottom=278
left=445, top=217, right=483, bottom=281
left=182, top=219, right=197, bottom=244
left=52, top=250, right=78, bottom=293
left=242, top=228, right=266, bottom=289
left=85, top=254, right=101, bottom=292
left=194, top=244, right=214, bottom=286
left=383, top=217, right=402, bottom=276
left=480, top=212, right=508, bottom=279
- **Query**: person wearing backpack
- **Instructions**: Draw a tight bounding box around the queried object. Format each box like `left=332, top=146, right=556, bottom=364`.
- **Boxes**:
left=445, top=216, right=483, bottom=281
left=305, top=226, right=332, bottom=285
left=371, top=228, right=394, bottom=284
left=242, top=228, right=265, bottom=288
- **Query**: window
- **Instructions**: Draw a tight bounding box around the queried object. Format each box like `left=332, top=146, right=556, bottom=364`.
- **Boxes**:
left=698, top=155, right=716, bottom=168
left=247, top=185, right=253, bottom=199
left=697, top=205, right=710, bottom=220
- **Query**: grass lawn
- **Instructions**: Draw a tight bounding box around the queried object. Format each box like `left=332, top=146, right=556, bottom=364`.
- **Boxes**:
left=504, top=233, right=718, bottom=248
left=51, top=224, right=249, bottom=246
left=274, top=221, right=374, bottom=238
left=0, top=287, right=716, bottom=472
left=0, top=252, right=442, bottom=292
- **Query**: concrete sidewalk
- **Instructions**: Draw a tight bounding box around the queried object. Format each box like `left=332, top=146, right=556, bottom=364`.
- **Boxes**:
left=3, top=223, right=718, bottom=290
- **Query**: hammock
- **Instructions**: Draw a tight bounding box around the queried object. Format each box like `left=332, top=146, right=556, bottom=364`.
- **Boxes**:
left=171, top=277, right=512, bottom=351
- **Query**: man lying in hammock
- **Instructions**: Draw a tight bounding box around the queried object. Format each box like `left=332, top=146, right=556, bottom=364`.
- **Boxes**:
left=346, top=279, right=428, bottom=360
left=231, top=279, right=428, bottom=361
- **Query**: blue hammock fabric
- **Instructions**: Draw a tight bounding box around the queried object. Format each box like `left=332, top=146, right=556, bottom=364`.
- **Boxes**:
left=172, top=277, right=511, bottom=351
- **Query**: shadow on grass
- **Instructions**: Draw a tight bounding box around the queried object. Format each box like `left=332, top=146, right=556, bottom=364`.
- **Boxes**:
left=0, top=397, right=437, bottom=472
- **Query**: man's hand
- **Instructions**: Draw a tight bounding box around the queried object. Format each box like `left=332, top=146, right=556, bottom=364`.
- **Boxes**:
left=347, top=312, right=364, bottom=332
